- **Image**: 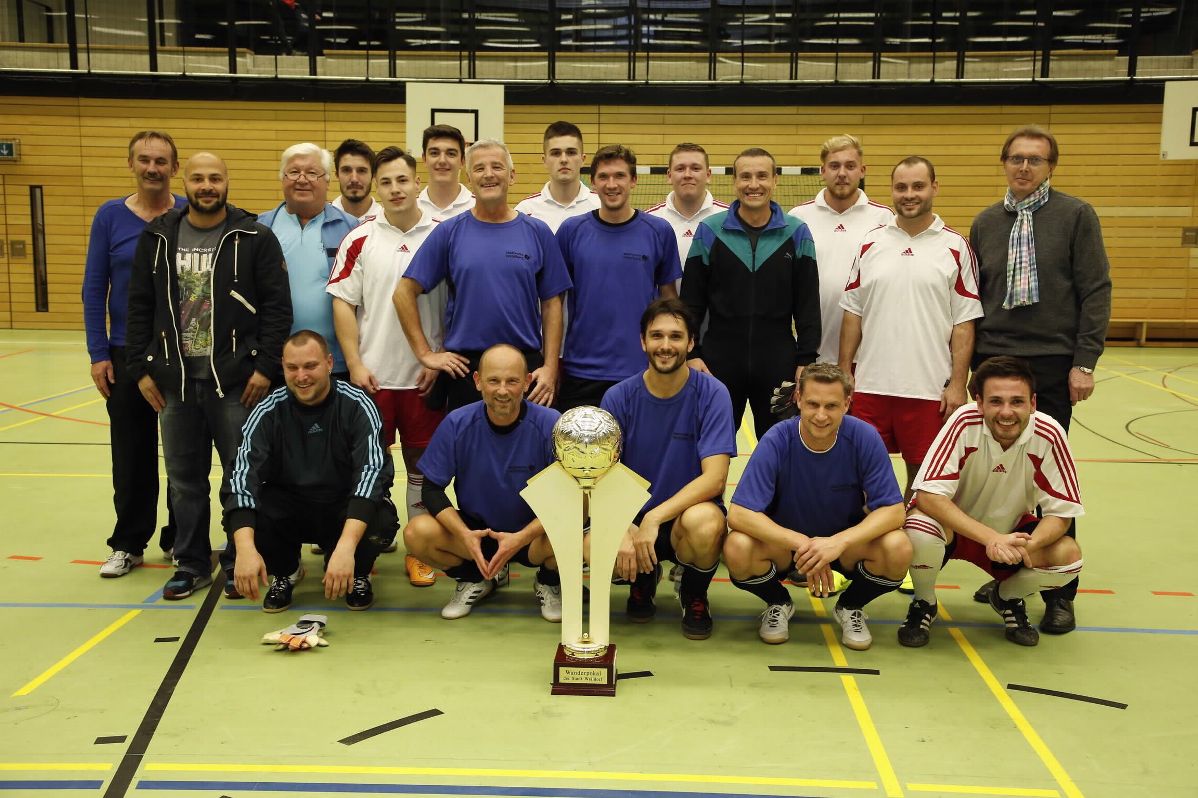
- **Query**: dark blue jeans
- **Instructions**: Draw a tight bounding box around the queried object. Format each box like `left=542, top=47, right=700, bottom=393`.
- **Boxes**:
left=159, top=378, right=250, bottom=577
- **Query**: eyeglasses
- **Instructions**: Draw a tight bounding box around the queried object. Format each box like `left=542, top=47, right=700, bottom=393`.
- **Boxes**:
left=283, top=169, right=327, bottom=182
left=1003, top=156, right=1048, bottom=168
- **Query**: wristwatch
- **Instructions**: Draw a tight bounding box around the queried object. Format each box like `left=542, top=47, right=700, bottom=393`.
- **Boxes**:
left=1074, top=365, right=1094, bottom=374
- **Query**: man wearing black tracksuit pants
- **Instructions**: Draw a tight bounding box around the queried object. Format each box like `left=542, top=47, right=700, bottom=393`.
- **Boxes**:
left=681, top=147, right=821, bottom=441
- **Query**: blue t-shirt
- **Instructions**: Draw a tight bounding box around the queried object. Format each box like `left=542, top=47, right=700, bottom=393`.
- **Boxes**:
left=558, top=211, right=681, bottom=382
left=600, top=370, right=736, bottom=519
left=405, top=212, right=572, bottom=352
left=731, top=414, right=903, bottom=538
left=269, top=208, right=346, bottom=371
left=83, top=195, right=186, bottom=361
left=418, top=401, right=560, bottom=532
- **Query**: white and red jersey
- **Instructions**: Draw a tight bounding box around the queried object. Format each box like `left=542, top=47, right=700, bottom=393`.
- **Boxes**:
left=325, top=212, right=444, bottom=390
left=913, top=405, right=1084, bottom=532
left=789, top=189, right=894, bottom=364
left=417, top=184, right=474, bottom=222
left=514, top=182, right=600, bottom=233
left=840, top=215, right=983, bottom=400
left=646, top=190, right=729, bottom=271
left=332, top=195, right=383, bottom=222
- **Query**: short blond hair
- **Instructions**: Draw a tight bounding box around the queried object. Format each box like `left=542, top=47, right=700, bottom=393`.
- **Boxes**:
left=820, top=134, right=863, bottom=163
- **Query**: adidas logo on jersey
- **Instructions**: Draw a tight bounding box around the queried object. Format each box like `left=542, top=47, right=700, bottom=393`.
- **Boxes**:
left=834, top=224, right=847, bottom=232
left=398, top=244, right=410, bottom=253
left=901, top=247, right=915, bottom=256
left=308, top=422, right=324, bottom=435
left=992, top=464, right=1007, bottom=473
left=683, top=229, right=694, bottom=237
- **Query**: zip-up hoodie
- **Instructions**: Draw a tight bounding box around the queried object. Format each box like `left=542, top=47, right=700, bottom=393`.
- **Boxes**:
left=125, top=203, right=293, bottom=399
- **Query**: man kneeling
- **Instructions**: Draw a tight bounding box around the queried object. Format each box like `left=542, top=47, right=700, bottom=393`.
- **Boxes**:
left=403, top=344, right=562, bottom=621
left=225, top=331, right=397, bottom=612
left=900, top=355, right=1084, bottom=647
left=725, top=363, right=910, bottom=649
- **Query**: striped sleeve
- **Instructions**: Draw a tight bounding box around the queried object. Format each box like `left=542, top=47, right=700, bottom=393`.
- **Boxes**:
left=337, top=382, right=391, bottom=522
left=221, top=386, right=290, bottom=532
left=1029, top=416, right=1085, bottom=518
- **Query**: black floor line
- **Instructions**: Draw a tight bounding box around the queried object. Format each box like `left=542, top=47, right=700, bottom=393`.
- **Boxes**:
left=153, top=636, right=180, bottom=643
left=769, top=665, right=880, bottom=676
left=102, top=572, right=226, bottom=797
left=616, top=670, right=653, bottom=680
left=1007, top=683, right=1128, bottom=709
left=338, top=709, right=444, bottom=746
left=94, top=736, right=127, bottom=745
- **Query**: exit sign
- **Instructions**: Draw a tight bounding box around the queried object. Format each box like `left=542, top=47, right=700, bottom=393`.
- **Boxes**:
left=0, top=139, right=19, bottom=162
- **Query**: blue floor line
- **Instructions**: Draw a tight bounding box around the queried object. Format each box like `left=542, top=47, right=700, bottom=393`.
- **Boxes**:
left=134, top=780, right=827, bottom=798
left=0, top=780, right=103, bottom=790
left=0, top=385, right=93, bottom=415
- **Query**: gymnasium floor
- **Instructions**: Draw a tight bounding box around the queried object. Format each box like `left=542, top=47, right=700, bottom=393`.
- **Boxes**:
left=1, top=330, right=1195, bottom=798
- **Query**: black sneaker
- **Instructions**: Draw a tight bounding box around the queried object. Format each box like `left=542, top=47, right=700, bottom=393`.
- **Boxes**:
left=346, top=576, right=374, bottom=611
left=263, top=576, right=296, bottom=613
left=162, top=570, right=212, bottom=600
left=626, top=565, right=660, bottom=623
left=680, top=592, right=713, bottom=640
left=1040, top=597, right=1076, bottom=634
left=973, top=579, right=997, bottom=604
left=223, top=572, right=244, bottom=600
left=988, top=589, right=1039, bottom=646
left=897, top=599, right=937, bottom=647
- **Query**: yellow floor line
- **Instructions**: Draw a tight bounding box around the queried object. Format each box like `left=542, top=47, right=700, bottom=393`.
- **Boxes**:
left=0, top=764, right=112, bottom=771
left=1096, top=362, right=1198, bottom=404
left=1104, top=354, right=1198, bottom=388
left=144, top=762, right=876, bottom=789
left=939, top=605, right=1083, bottom=798
left=0, top=398, right=105, bottom=433
left=11, top=610, right=141, bottom=697
left=907, top=784, right=1058, bottom=797
left=807, top=594, right=904, bottom=797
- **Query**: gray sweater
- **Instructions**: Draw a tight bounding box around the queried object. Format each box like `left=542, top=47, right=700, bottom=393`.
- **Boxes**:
left=969, top=189, right=1112, bottom=369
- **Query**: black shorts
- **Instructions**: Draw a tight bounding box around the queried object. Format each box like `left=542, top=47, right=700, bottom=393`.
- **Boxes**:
left=633, top=503, right=728, bottom=565
left=556, top=374, right=618, bottom=413
left=460, top=511, right=538, bottom=568
left=426, top=349, right=546, bottom=412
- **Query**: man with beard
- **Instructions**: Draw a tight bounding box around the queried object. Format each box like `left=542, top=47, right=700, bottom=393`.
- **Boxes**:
left=331, top=138, right=383, bottom=221
left=598, top=298, right=735, bottom=640
left=555, top=144, right=680, bottom=412
left=127, top=152, right=292, bottom=600
left=403, top=344, right=563, bottom=622
left=838, top=156, right=982, bottom=497
left=789, top=134, right=894, bottom=365
left=85, top=131, right=185, bottom=577
left=396, top=139, right=571, bottom=411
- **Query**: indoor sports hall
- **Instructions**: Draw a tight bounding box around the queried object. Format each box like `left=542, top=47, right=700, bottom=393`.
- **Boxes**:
left=1, top=3, right=1197, bottom=798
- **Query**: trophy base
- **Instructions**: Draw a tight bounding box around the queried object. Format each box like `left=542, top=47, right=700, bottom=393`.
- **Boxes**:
left=551, top=643, right=617, bottom=696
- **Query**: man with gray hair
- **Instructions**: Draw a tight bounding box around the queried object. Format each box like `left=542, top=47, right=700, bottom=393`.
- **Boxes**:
left=396, top=139, right=571, bottom=411
left=260, top=142, right=359, bottom=377
left=968, top=125, right=1111, bottom=635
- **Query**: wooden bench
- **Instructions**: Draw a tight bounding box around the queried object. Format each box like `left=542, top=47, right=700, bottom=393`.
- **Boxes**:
left=1108, top=318, right=1198, bottom=346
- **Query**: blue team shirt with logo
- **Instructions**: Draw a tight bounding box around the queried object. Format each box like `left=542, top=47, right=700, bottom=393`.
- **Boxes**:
left=405, top=212, right=572, bottom=352
left=601, top=369, right=736, bottom=519
left=731, top=414, right=903, bottom=537
left=418, top=401, right=560, bottom=532
left=558, top=211, right=682, bottom=382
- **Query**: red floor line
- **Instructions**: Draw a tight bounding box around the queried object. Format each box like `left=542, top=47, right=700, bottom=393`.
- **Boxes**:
left=0, top=400, right=109, bottom=427
left=1151, top=591, right=1195, bottom=597
left=1077, top=588, right=1116, bottom=594
left=69, top=559, right=172, bottom=569
left=0, top=348, right=34, bottom=360
left=8, top=554, right=43, bottom=561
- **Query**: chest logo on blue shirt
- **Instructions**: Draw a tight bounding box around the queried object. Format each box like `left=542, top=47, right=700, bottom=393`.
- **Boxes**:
left=506, top=251, right=531, bottom=261
left=671, top=432, right=695, bottom=441
left=507, top=463, right=536, bottom=473
left=623, top=252, right=649, bottom=261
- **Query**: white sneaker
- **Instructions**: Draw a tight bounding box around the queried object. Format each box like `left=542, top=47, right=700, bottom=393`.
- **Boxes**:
left=534, top=577, right=562, bottom=623
left=100, top=550, right=143, bottom=578
left=758, top=602, right=795, bottom=644
left=441, top=579, right=495, bottom=619
left=494, top=564, right=510, bottom=589
left=834, top=603, right=872, bottom=650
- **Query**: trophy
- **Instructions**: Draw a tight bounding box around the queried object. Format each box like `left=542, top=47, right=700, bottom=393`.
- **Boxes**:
left=520, top=406, right=649, bottom=696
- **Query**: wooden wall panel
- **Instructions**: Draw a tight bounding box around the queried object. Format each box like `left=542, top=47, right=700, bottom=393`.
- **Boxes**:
left=0, top=96, right=1193, bottom=336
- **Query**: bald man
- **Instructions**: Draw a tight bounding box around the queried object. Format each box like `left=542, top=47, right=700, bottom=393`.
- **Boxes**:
left=403, top=344, right=563, bottom=622
left=127, top=152, right=293, bottom=601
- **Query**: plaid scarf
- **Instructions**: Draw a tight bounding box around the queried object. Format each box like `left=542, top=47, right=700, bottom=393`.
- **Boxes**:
left=1001, top=180, right=1051, bottom=309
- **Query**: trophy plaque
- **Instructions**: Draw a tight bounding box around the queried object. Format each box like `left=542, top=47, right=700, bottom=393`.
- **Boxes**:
left=521, top=406, right=649, bottom=696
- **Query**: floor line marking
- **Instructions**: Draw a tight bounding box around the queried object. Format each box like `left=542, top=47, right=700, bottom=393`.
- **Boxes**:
left=1005, top=684, right=1127, bottom=710
left=0, top=780, right=104, bottom=791
left=1097, top=364, right=1198, bottom=404
left=339, top=709, right=444, bottom=746
left=0, top=765, right=112, bottom=772
left=807, top=594, right=904, bottom=797
left=103, top=573, right=227, bottom=798
left=142, top=764, right=877, bottom=790
left=907, top=783, right=1059, bottom=796
left=0, top=384, right=93, bottom=415
left=1104, top=354, right=1198, bottom=388
left=939, top=605, right=1084, bottom=798
left=0, top=398, right=108, bottom=432
left=0, top=348, right=34, bottom=360
left=11, top=610, right=141, bottom=696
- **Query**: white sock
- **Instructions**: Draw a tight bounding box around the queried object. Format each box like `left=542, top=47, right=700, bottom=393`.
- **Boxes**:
left=406, top=474, right=425, bottom=524
left=998, top=560, right=1084, bottom=601
left=905, top=525, right=945, bottom=605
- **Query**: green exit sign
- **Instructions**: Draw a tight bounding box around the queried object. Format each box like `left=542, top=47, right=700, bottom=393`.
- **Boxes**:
left=0, top=139, right=20, bottom=162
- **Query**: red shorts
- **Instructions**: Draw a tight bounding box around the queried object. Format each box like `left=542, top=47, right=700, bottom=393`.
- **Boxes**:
left=371, top=388, right=444, bottom=449
left=946, top=513, right=1039, bottom=581
left=851, top=392, right=943, bottom=465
